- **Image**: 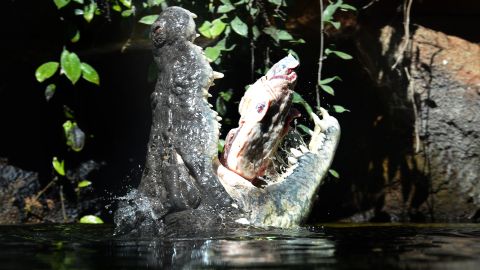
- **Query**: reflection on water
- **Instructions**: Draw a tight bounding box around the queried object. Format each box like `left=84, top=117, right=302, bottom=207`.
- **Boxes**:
left=1, top=224, right=480, bottom=269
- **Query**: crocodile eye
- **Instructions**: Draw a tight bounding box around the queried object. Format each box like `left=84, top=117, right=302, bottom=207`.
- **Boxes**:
left=256, top=102, right=266, bottom=113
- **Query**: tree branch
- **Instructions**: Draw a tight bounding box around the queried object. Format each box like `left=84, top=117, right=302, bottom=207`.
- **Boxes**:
left=316, top=0, right=325, bottom=110
left=391, top=0, right=413, bottom=69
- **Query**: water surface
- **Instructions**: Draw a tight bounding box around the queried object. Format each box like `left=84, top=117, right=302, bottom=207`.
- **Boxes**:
left=1, top=223, right=480, bottom=269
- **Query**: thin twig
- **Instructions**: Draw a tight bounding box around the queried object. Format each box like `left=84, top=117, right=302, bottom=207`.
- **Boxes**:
left=362, top=0, right=380, bottom=10
left=265, top=46, right=270, bottom=71
left=256, top=0, right=272, bottom=27
left=33, top=177, right=57, bottom=201
left=391, top=0, right=413, bottom=69
left=250, top=40, right=255, bottom=81
left=316, top=0, right=324, bottom=110
left=404, top=67, right=420, bottom=153
left=59, top=185, right=67, bottom=222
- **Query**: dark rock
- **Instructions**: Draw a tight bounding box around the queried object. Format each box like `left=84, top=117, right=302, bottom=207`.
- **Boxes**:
left=0, top=160, right=40, bottom=224
left=356, top=25, right=480, bottom=221
left=0, top=159, right=103, bottom=224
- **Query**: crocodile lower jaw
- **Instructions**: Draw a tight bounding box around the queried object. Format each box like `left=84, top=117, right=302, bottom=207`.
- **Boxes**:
left=216, top=109, right=340, bottom=228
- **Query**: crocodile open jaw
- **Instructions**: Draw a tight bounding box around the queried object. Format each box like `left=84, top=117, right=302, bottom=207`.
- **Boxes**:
left=120, top=7, right=341, bottom=234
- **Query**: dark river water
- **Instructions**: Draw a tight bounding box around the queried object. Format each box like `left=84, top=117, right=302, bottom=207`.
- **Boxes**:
left=1, top=223, right=480, bottom=269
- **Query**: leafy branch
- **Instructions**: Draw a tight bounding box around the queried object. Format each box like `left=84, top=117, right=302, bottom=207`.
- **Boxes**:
left=314, top=0, right=356, bottom=114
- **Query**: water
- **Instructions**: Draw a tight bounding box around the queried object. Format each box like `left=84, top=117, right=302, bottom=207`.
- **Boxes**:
left=1, top=223, right=480, bottom=269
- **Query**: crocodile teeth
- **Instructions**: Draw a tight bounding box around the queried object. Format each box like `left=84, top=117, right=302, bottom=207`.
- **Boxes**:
left=288, top=157, right=298, bottom=164
left=213, top=71, right=224, bottom=79
left=310, top=112, right=323, bottom=131
left=290, top=148, right=303, bottom=158
left=299, top=145, right=309, bottom=153
left=235, top=218, right=250, bottom=225
left=207, top=93, right=212, bottom=97
left=208, top=103, right=213, bottom=108
left=216, top=116, right=222, bottom=121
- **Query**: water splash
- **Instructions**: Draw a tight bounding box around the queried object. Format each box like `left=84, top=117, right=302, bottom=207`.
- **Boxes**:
left=113, top=189, right=165, bottom=236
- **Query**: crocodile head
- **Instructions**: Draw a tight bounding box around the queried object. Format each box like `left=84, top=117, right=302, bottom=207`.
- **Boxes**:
left=117, top=7, right=340, bottom=234
left=216, top=57, right=340, bottom=227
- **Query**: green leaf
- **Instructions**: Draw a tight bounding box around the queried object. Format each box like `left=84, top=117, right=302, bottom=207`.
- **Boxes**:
left=320, top=84, right=335, bottom=95
left=292, top=92, right=314, bottom=116
left=224, top=24, right=231, bottom=37
left=249, top=6, right=259, bottom=17
left=210, top=19, right=228, bottom=38
left=323, top=0, right=343, bottom=22
left=297, top=124, right=313, bottom=135
left=112, top=4, right=122, bottom=12
left=198, top=19, right=227, bottom=39
left=204, top=47, right=221, bottom=62
left=290, top=38, right=305, bottom=44
left=80, top=63, right=100, bottom=85
left=35, top=62, right=59, bottom=83
left=287, top=49, right=299, bottom=61
left=83, top=2, right=96, bottom=23
left=340, top=3, right=357, bottom=11
left=73, top=0, right=84, bottom=3
left=61, top=50, right=82, bottom=85
left=263, top=27, right=278, bottom=42
left=45, top=84, right=56, bottom=102
left=148, top=0, right=165, bottom=7
left=234, top=0, right=247, bottom=5
left=231, top=16, right=248, bottom=37
left=263, top=26, right=290, bottom=43
left=79, top=215, right=104, bottom=224
left=325, top=48, right=352, bottom=59
left=319, top=76, right=342, bottom=85
left=252, top=26, right=260, bottom=40
left=277, top=30, right=293, bottom=41
left=147, top=0, right=164, bottom=7
left=119, top=0, right=132, bottom=8
left=70, top=30, right=80, bottom=43
left=63, top=106, right=75, bottom=119
left=52, top=157, right=65, bottom=176
left=53, top=0, right=71, bottom=9
left=326, top=20, right=341, bottom=29
left=333, top=105, right=350, bottom=113
left=139, top=15, right=159, bottom=25
left=78, top=180, right=92, bottom=188
left=218, top=139, right=225, bottom=153
left=268, top=0, right=282, bottom=5
left=216, top=97, right=227, bottom=116
left=292, top=91, right=305, bottom=104
left=121, top=9, right=133, bottom=17
left=331, top=50, right=352, bottom=60
left=218, top=4, right=235, bottom=13
left=214, top=39, right=236, bottom=52
left=63, top=120, right=85, bottom=152
left=329, top=169, right=340, bottom=178
left=219, top=90, right=233, bottom=101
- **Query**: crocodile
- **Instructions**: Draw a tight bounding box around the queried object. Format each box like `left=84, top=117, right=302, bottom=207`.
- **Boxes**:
left=114, top=6, right=340, bottom=235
